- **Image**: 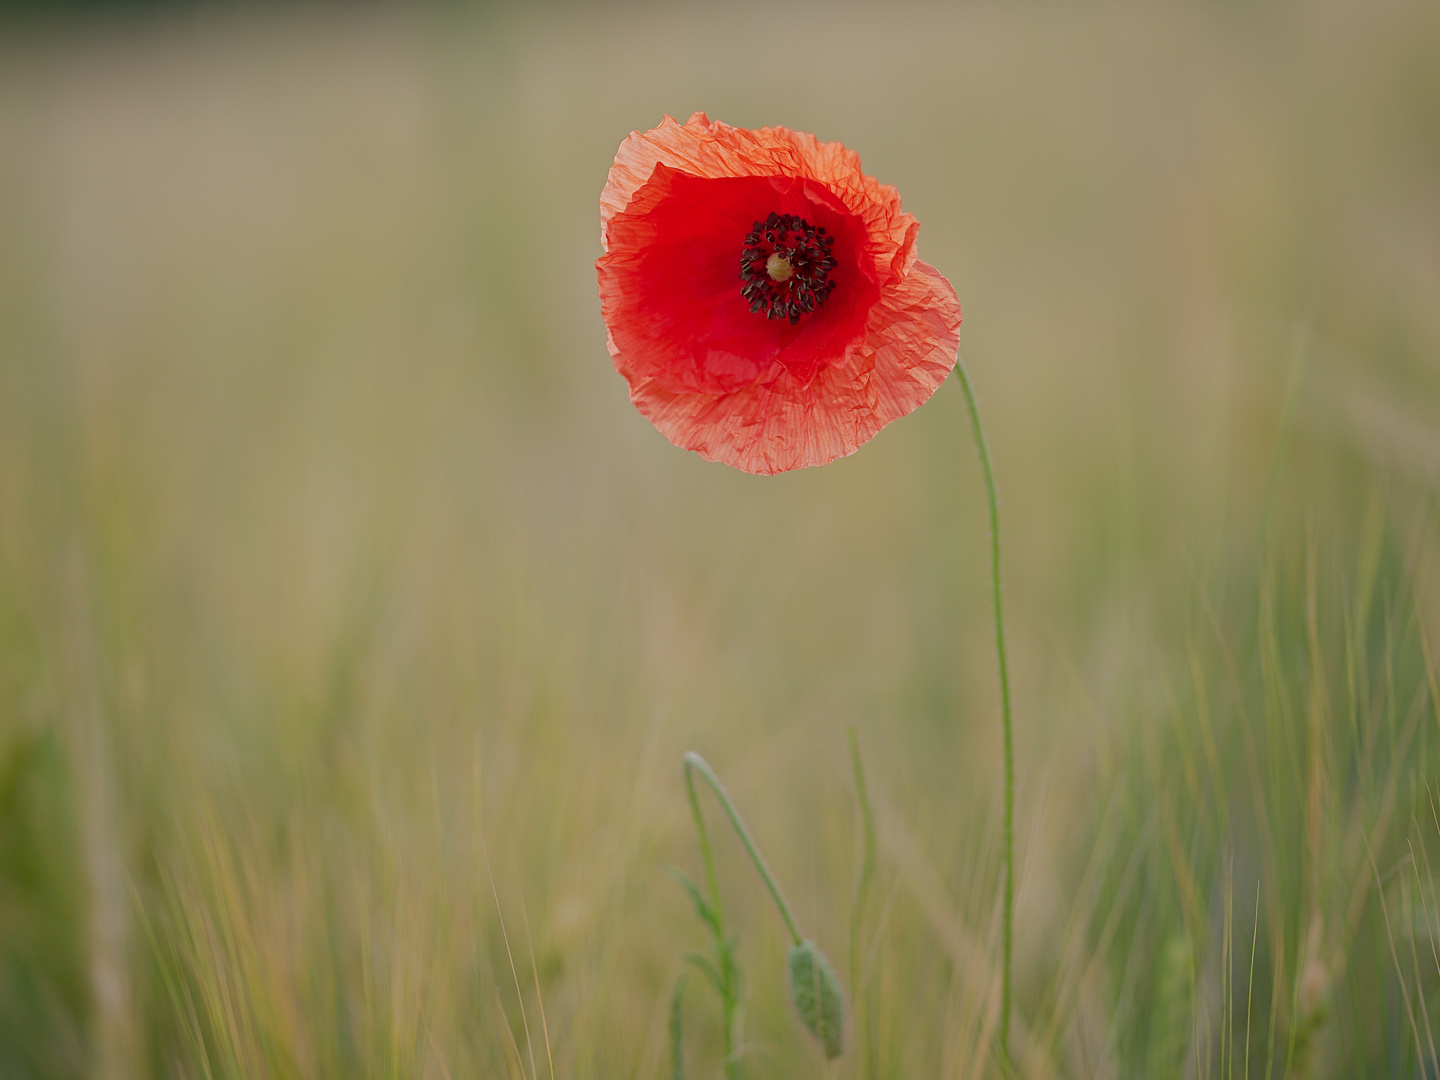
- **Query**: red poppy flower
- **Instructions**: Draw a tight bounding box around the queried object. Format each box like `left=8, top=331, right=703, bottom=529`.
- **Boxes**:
left=598, top=112, right=962, bottom=475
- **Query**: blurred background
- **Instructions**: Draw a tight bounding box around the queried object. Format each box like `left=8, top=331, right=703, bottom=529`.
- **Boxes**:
left=1, top=1, right=1438, bottom=1076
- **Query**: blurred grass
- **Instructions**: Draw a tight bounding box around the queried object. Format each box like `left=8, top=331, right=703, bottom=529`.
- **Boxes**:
left=1, top=0, right=1439, bottom=1076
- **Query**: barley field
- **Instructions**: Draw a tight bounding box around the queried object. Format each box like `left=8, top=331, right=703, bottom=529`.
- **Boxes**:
left=1, top=1, right=1439, bottom=1077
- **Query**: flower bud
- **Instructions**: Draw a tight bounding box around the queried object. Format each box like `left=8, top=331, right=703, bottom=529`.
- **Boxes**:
left=786, top=939, right=844, bottom=1059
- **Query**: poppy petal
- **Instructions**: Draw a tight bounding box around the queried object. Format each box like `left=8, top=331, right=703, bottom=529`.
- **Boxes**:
left=615, top=260, right=959, bottom=475
left=598, top=116, right=960, bottom=474
left=600, top=114, right=919, bottom=285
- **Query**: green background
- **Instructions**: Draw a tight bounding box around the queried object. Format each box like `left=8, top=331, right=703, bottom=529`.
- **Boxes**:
left=1, top=1, right=1439, bottom=1075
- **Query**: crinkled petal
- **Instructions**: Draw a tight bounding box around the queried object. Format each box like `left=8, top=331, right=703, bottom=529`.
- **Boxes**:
left=598, top=115, right=962, bottom=474
left=600, top=113, right=919, bottom=286
left=598, top=165, right=877, bottom=397
left=615, top=260, right=961, bottom=474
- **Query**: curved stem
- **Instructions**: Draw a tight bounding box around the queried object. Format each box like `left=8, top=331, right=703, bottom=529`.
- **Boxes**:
left=684, top=757, right=727, bottom=945
left=952, top=359, right=1016, bottom=1057
left=683, top=757, right=739, bottom=1076
left=683, top=752, right=804, bottom=947
left=848, top=726, right=878, bottom=1080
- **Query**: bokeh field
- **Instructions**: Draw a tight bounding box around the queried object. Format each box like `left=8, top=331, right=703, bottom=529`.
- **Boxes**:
left=2, top=1, right=1440, bottom=1076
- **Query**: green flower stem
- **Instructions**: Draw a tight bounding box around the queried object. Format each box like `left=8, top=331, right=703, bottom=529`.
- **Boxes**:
left=684, top=754, right=727, bottom=945
left=952, top=358, right=1016, bottom=1058
left=848, top=727, right=878, bottom=1080
left=682, top=755, right=739, bottom=1077
left=683, top=752, right=804, bottom=947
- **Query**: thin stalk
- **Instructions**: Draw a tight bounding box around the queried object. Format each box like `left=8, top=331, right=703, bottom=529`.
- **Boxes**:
left=849, top=727, right=878, bottom=1080
left=952, top=359, right=1017, bottom=1057
left=684, top=758, right=728, bottom=946
left=683, top=758, right=739, bottom=1077
left=684, top=752, right=804, bottom=946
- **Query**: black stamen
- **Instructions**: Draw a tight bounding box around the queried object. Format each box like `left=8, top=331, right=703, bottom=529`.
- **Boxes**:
left=738, top=211, right=839, bottom=324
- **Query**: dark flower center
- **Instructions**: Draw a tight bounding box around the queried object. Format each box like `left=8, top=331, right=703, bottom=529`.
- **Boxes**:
left=739, top=212, right=837, bottom=325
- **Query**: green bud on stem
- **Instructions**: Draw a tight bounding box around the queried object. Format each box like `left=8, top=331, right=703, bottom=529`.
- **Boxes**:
left=787, top=939, right=845, bottom=1060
